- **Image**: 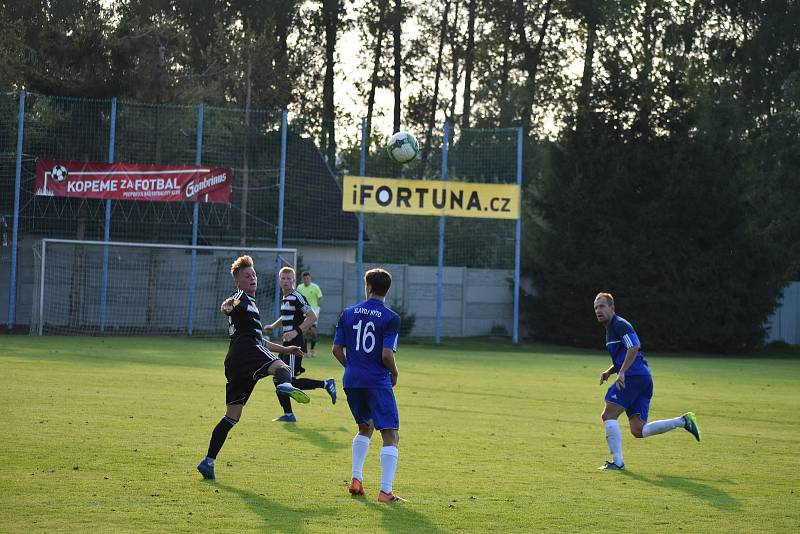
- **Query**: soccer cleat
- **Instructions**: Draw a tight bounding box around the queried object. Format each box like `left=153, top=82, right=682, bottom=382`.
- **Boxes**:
left=597, top=461, right=625, bottom=470
left=197, top=458, right=216, bottom=480
left=276, top=383, right=310, bottom=404
left=348, top=477, right=365, bottom=496
left=378, top=490, right=407, bottom=503
left=683, top=412, right=701, bottom=442
left=324, top=378, right=337, bottom=405
left=310, top=350, right=317, bottom=358
left=272, top=413, right=297, bottom=423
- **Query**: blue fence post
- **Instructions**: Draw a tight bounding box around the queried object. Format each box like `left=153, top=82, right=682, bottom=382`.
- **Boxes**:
left=357, top=117, right=366, bottom=304
left=6, top=91, right=25, bottom=332
left=274, top=110, right=288, bottom=319
left=513, top=127, right=523, bottom=344
left=435, top=122, right=450, bottom=344
left=99, top=97, right=117, bottom=334
left=187, top=103, right=204, bottom=335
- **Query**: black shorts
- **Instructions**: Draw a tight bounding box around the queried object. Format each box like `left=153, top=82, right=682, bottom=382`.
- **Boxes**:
left=224, top=343, right=281, bottom=405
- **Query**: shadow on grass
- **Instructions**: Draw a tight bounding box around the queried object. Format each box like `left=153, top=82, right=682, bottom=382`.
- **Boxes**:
left=352, top=495, right=448, bottom=534
left=277, top=423, right=348, bottom=452
left=215, top=482, right=336, bottom=533
left=620, top=470, right=740, bottom=510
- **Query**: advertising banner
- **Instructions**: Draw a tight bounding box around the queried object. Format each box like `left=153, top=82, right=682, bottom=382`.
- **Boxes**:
left=342, top=175, right=520, bottom=219
left=35, top=159, right=232, bottom=203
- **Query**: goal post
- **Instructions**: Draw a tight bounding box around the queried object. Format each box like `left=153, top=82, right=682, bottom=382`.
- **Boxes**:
left=30, top=239, right=297, bottom=336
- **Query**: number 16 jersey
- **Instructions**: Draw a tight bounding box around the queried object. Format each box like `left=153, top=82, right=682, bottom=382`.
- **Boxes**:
left=334, top=298, right=400, bottom=389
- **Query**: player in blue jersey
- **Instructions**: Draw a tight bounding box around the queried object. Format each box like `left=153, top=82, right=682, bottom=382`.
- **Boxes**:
left=594, top=292, right=701, bottom=470
left=332, top=268, right=406, bottom=503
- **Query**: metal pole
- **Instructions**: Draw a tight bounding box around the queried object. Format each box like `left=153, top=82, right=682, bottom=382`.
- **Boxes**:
left=7, top=91, right=25, bottom=332
left=513, top=127, right=523, bottom=344
left=435, top=122, right=449, bottom=344
left=274, top=110, right=288, bottom=319
left=99, top=97, right=117, bottom=334
left=357, top=117, right=366, bottom=303
left=187, top=103, right=204, bottom=335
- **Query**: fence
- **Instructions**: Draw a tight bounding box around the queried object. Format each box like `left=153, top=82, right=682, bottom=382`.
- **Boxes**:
left=1, top=91, right=522, bottom=340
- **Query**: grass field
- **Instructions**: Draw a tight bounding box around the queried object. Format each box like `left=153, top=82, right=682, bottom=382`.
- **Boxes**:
left=1, top=336, right=799, bottom=533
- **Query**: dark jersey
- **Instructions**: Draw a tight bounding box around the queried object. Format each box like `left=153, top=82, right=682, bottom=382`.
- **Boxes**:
left=279, top=290, right=312, bottom=335
left=226, top=289, right=264, bottom=346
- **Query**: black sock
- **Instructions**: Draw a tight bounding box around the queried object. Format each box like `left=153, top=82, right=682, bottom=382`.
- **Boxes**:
left=206, top=416, right=237, bottom=459
left=294, top=378, right=324, bottom=389
left=310, top=339, right=317, bottom=349
left=277, top=392, right=293, bottom=414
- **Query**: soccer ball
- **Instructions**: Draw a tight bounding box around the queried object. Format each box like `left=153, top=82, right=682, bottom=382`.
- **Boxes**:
left=386, top=131, right=419, bottom=164
left=51, top=164, right=68, bottom=183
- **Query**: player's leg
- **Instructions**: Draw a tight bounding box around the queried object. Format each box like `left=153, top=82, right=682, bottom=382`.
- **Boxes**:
left=346, top=388, right=372, bottom=495
left=269, top=355, right=309, bottom=421
left=372, top=389, right=405, bottom=502
left=309, top=323, right=318, bottom=357
left=198, top=382, right=251, bottom=479
left=600, top=393, right=626, bottom=470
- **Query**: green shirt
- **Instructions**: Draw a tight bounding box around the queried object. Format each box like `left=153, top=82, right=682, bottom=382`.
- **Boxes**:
left=296, top=282, right=322, bottom=310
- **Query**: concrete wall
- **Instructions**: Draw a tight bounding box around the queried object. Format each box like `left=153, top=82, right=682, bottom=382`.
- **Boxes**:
left=303, top=260, right=514, bottom=337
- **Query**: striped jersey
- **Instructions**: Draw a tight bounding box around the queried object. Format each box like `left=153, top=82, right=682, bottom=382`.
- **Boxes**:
left=605, top=314, right=650, bottom=376
left=280, top=290, right=312, bottom=334
left=225, top=289, right=264, bottom=346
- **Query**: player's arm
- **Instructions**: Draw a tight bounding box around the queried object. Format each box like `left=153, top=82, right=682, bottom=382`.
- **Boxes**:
left=382, top=314, right=400, bottom=386
left=220, top=293, right=241, bottom=315
left=615, top=330, right=642, bottom=389
left=331, top=312, right=346, bottom=367
left=382, top=348, right=399, bottom=386
left=266, top=317, right=282, bottom=331
left=332, top=344, right=346, bottom=367
left=265, top=339, right=303, bottom=357
left=599, top=364, right=618, bottom=385
left=297, top=308, right=316, bottom=333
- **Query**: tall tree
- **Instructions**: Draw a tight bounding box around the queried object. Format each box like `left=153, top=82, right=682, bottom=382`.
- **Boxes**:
left=512, top=0, right=555, bottom=134
left=420, top=0, right=452, bottom=172
left=461, top=0, right=477, bottom=128
left=392, top=0, right=403, bottom=133
left=320, top=0, right=342, bottom=168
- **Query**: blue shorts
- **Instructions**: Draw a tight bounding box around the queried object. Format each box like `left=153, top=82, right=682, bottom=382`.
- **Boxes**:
left=345, top=387, right=399, bottom=430
left=604, top=374, right=653, bottom=421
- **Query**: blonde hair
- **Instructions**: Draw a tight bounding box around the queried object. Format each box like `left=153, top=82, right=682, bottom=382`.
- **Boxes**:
left=595, top=292, right=614, bottom=307
left=230, top=255, right=254, bottom=277
left=279, top=266, right=295, bottom=277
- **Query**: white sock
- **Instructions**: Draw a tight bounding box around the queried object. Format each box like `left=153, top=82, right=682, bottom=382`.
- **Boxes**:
left=351, top=434, right=371, bottom=481
left=643, top=416, right=686, bottom=437
left=205, top=457, right=216, bottom=466
left=379, top=445, right=399, bottom=493
left=604, top=419, right=623, bottom=466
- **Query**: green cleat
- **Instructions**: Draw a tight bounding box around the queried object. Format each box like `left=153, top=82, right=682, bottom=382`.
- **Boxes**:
left=683, top=412, right=701, bottom=442
left=276, top=383, right=310, bottom=404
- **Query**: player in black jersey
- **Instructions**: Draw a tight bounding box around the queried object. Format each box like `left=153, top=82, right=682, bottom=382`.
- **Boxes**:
left=197, top=255, right=311, bottom=480
left=266, top=266, right=337, bottom=422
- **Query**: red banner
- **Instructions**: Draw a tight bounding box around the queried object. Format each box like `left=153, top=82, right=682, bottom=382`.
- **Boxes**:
left=35, top=159, right=232, bottom=203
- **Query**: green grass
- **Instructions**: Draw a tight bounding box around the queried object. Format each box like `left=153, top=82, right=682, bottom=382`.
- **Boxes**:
left=1, top=336, right=799, bottom=533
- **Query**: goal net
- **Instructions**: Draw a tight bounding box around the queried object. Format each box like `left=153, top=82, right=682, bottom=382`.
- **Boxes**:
left=30, top=239, right=296, bottom=336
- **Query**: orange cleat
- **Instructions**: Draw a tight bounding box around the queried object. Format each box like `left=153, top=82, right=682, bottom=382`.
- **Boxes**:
left=378, top=490, right=407, bottom=503
left=348, top=477, right=365, bottom=496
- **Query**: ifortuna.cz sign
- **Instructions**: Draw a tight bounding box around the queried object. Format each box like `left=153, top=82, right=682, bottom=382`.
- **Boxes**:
left=342, top=175, right=519, bottom=220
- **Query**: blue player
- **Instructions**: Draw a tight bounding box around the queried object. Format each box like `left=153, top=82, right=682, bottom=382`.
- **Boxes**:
left=332, top=268, right=405, bottom=502
left=594, top=292, right=701, bottom=470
